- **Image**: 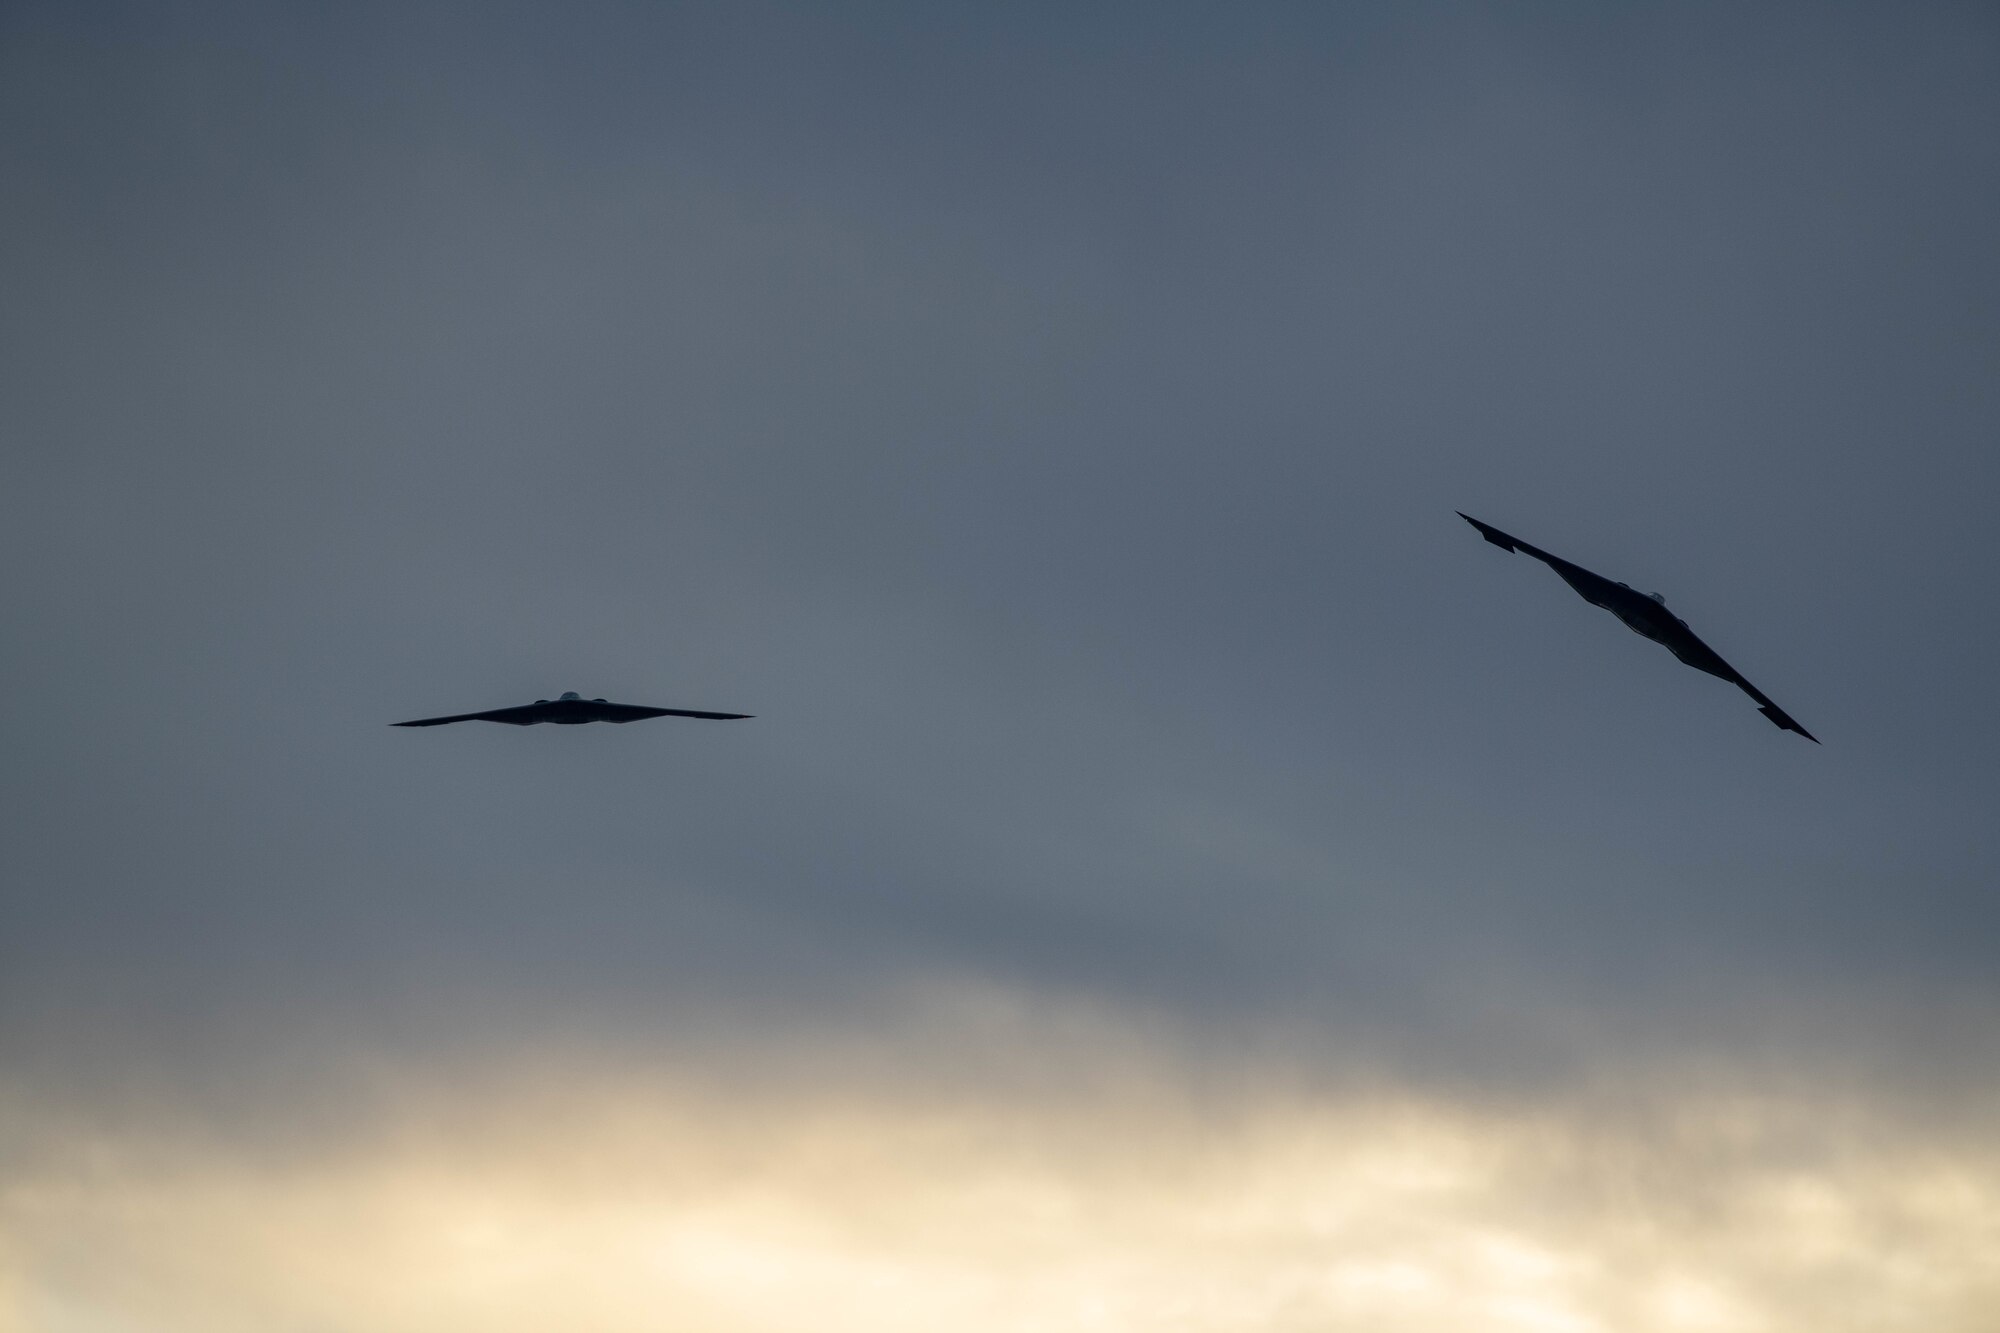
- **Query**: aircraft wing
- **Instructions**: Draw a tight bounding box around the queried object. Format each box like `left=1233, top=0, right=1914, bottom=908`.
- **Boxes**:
left=1656, top=622, right=1740, bottom=683
left=390, top=704, right=550, bottom=727
left=1660, top=629, right=1819, bottom=742
left=1458, top=511, right=1551, bottom=560
left=1737, top=682, right=1818, bottom=742
left=598, top=703, right=753, bottom=722
left=1457, top=512, right=1623, bottom=602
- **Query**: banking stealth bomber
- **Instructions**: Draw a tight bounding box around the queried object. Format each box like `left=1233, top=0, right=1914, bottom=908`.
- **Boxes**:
left=1457, top=513, right=1817, bottom=742
left=392, top=692, right=752, bottom=727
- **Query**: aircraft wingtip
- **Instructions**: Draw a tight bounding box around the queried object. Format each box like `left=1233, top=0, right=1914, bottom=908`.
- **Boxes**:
left=1759, top=705, right=1818, bottom=744
left=1458, top=512, right=1519, bottom=552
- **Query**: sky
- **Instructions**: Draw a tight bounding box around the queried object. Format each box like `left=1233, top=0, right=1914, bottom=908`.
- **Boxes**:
left=4, top=2, right=2000, bottom=1328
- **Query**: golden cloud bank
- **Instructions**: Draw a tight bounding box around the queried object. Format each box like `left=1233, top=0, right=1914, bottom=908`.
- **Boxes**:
left=5, top=1002, right=1999, bottom=1332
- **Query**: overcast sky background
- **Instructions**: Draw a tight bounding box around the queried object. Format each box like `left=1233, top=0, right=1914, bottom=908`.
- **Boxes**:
left=6, top=4, right=2000, bottom=1329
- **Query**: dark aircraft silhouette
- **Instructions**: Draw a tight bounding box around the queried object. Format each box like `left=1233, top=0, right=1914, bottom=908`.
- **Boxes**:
left=1458, top=513, right=1817, bottom=742
left=392, top=692, right=752, bottom=727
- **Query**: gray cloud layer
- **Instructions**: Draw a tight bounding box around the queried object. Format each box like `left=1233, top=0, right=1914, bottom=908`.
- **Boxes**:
left=5, top=2, right=1999, bottom=1130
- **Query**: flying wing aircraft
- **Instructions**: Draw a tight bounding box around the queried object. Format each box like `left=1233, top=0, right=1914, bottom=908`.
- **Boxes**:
left=1457, top=512, right=1817, bottom=742
left=392, top=692, right=753, bottom=727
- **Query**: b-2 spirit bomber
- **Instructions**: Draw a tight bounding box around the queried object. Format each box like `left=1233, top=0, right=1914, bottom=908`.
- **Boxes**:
left=392, top=692, right=753, bottom=728
left=1458, top=513, right=1816, bottom=742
